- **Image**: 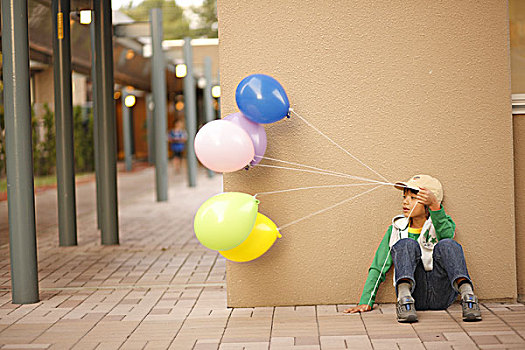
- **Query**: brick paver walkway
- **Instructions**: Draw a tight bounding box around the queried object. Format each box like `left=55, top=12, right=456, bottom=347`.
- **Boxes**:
left=0, top=165, right=524, bottom=349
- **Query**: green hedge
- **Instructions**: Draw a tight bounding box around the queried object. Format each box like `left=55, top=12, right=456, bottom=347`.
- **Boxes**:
left=0, top=105, right=95, bottom=179
left=72, top=106, right=95, bottom=174
left=32, top=105, right=56, bottom=176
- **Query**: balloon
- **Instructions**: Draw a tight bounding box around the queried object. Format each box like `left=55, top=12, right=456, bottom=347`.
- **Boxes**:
left=220, top=213, right=281, bottom=262
left=194, top=120, right=255, bottom=172
left=194, top=192, right=259, bottom=251
left=235, top=74, right=290, bottom=124
left=224, top=112, right=267, bottom=166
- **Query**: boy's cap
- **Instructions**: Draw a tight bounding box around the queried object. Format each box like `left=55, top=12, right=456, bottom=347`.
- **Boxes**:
left=394, top=174, right=443, bottom=203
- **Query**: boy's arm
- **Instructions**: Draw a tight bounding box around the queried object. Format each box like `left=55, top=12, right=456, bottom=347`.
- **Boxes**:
left=429, top=205, right=456, bottom=240
left=416, top=187, right=455, bottom=240
left=358, top=226, right=393, bottom=307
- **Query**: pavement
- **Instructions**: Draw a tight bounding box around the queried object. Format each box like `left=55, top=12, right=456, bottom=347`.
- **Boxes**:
left=0, top=164, right=524, bottom=349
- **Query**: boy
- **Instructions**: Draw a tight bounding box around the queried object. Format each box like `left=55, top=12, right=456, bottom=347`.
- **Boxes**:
left=168, top=120, right=188, bottom=173
left=344, top=175, right=481, bottom=323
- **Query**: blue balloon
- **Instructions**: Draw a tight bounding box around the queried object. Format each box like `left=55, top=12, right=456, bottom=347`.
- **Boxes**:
left=235, top=74, right=290, bottom=124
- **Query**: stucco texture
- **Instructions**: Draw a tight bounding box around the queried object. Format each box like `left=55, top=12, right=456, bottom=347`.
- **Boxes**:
left=218, top=0, right=516, bottom=306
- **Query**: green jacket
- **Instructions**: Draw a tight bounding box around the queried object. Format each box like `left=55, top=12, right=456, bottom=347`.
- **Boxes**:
left=358, top=206, right=456, bottom=307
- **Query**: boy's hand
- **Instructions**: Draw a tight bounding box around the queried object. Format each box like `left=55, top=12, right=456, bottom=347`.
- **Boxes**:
left=343, top=304, right=372, bottom=313
left=416, top=187, right=440, bottom=211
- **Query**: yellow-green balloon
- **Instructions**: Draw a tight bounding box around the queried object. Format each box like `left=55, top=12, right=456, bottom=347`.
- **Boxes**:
left=194, top=192, right=259, bottom=250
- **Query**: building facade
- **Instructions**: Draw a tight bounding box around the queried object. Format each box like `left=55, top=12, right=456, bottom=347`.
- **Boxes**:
left=220, top=0, right=518, bottom=306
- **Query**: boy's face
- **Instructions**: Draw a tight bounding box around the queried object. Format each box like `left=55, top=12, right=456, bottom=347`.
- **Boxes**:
left=402, top=189, right=426, bottom=218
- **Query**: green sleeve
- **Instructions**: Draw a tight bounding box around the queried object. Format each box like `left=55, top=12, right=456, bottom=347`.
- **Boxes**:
left=429, top=205, right=456, bottom=240
left=358, top=226, right=393, bottom=307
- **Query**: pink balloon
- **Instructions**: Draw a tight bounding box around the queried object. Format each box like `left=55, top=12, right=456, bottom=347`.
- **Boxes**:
left=195, top=120, right=255, bottom=172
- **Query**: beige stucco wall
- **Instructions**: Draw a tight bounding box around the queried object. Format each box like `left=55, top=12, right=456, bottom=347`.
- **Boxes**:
left=33, top=67, right=88, bottom=110
left=218, top=0, right=516, bottom=306
left=514, top=115, right=525, bottom=301
left=72, top=72, right=87, bottom=107
left=33, top=67, right=55, bottom=115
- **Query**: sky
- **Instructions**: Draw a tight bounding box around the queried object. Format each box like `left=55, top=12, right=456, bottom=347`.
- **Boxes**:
left=111, top=0, right=204, bottom=10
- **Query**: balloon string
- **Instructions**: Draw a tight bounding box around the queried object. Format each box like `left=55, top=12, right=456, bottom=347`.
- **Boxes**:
left=289, top=108, right=391, bottom=183
left=366, top=199, right=419, bottom=306
left=256, top=155, right=395, bottom=186
left=277, top=185, right=384, bottom=231
left=256, top=164, right=383, bottom=182
left=367, top=249, right=391, bottom=307
left=254, top=182, right=378, bottom=197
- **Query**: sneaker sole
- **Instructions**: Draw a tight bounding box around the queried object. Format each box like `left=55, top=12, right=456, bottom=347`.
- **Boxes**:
left=463, top=314, right=482, bottom=322
left=397, top=314, right=418, bottom=323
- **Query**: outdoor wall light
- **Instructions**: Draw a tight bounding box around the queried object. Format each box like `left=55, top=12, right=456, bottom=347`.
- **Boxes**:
left=114, top=91, right=121, bottom=100
left=79, top=10, right=92, bottom=25
left=125, top=49, right=135, bottom=60
left=124, top=94, right=136, bottom=108
left=175, top=64, right=187, bottom=78
left=197, top=77, right=207, bottom=89
left=211, top=85, right=221, bottom=98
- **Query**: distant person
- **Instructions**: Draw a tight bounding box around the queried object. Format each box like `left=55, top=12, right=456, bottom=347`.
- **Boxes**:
left=168, top=120, right=187, bottom=173
left=344, top=175, right=482, bottom=323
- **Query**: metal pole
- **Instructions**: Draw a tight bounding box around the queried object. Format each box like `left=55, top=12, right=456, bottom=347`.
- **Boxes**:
left=122, top=89, right=133, bottom=171
left=94, top=0, right=119, bottom=245
left=90, top=16, right=102, bottom=230
left=146, top=93, right=155, bottom=165
left=52, top=0, right=77, bottom=246
left=1, top=0, right=39, bottom=304
left=183, top=38, right=197, bottom=187
left=203, top=56, right=214, bottom=178
left=151, top=8, right=168, bottom=201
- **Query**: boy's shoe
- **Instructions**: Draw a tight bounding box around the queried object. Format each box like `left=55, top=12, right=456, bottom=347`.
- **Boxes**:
left=461, top=294, right=482, bottom=322
left=396, top=296, right=418, bottom=323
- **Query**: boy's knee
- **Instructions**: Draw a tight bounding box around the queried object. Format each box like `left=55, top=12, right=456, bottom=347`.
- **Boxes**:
left=392, top=238, right=421, bottom=257
left=435, top=238, right=461, bottom=252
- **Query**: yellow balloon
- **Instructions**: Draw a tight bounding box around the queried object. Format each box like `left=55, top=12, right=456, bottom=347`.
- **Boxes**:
left=219, top=213, right=281, bottom=262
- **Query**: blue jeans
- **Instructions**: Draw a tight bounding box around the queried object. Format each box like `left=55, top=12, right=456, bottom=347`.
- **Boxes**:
left=391, top=238, right=472, bottom=310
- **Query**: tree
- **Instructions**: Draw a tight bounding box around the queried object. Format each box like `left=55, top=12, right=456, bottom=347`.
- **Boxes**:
left=121, top=0, right=192, bottom=40
left=191, top=0, right=218, bottom=38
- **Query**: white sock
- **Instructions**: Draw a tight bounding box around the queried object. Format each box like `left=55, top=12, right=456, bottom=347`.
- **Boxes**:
left=397, top=282, right=412, bottom=301
left=459, top=281, right=474, bottom=298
